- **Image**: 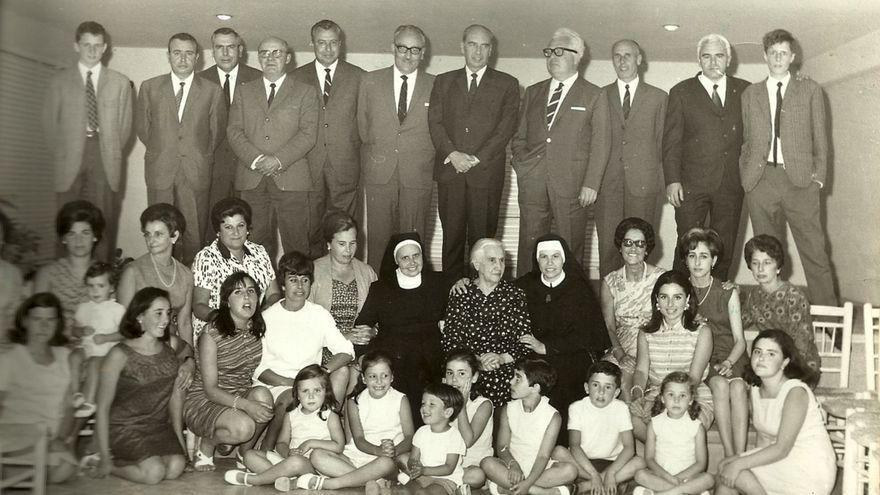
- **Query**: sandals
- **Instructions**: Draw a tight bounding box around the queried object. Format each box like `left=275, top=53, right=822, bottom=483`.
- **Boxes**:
left=224, top=469, right=252, bottom=486
left=296, top=473, right=328, bottom=490
left=274, top=476, right=297, bottom=491
left=192, top=442, right=215, bottom=472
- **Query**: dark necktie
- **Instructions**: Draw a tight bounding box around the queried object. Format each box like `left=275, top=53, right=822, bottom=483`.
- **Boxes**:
left=468, top=72, right=478, bottom=100
left=223, top=73, right=231, bottom=107
left=712, top=84, right=723, bottom=109
left=323, top=68, right=332, bottom=104
left=268, top=82, right=276, bottom=108
left=175, top=81, right=185, bottom=119
left=86, top=70, right=98, bottom=132
left=546, top=81, right=563, bottom=128
left=622, top=83, right=631, bottom=119
left=398, top=74, right=408, bottom=124
left=773, top=81, right=782, bottom=165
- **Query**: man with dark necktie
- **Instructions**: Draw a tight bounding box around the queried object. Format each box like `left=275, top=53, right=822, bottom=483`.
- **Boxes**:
left=227, top=36, right=319, bottom=263
left=357, top=25, right=435, bottom=270
left=43, top=21, right=132, bottom=261
left=137, top=33, right=226, bottom=265
left=428, top=24, right=520, bottom=280
left=740, top=29, right=836, bottom=305
left=198, top=27, right=261, bottom=237
left=663, top=33, right=749, bottom=279
left=290, top=20, right=365, bottom=257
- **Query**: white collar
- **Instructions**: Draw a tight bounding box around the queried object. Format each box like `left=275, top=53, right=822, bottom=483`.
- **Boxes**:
left=171, top=71, right=194, bottom=87
left=217, top=63, right=239, bottom=80
left=541, top=271, right=566, bottom=288
left=551, top=72, right=579, bottom=88
left=78, top=62, right=102, bottom=81
left=466, top=65, right=488, bottom=85
left=263, top=73, right=287, bottom=93
left=315, top=58, right=339, bottom=73
left=396, top=268, right=422, bottom=289
left=393, top=65, right=418, bottom=83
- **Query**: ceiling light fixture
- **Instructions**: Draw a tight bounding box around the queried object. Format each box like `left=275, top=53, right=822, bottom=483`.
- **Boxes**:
left=663, top=24, right=680, bottom=32
left=216, top=13, right=232, bottom=21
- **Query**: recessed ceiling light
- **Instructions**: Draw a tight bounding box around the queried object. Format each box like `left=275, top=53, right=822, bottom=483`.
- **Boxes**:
left=663, top=24, right=680, bottom=32
left=216, top=13, right=232, bottom=21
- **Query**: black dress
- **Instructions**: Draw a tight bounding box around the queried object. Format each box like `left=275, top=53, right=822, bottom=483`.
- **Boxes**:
left=356, top=270, right=449, bottom=425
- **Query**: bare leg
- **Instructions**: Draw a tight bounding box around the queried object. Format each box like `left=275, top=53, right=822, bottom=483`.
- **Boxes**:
left=529, top=462, right=578, bottom=494
left=241, top=452, right=313, bottom=485
left=730, top=379, right=749, bottom=454
left=239, top=386, right=273, bottom=452
left=262, top=388, right=294, bottom=451
left=111, top=456, right=168, bottom=485
left=631, top=415, right=648, bottom=443
left=161, top=454, right=186, bottom=480
left=82, top=357, right=101, bottom=403
left=654, top=472, right=714, bottom=494
left=311, top=449, right=397, bottom=489
left=463, top=465, right=487, bottom=488
left=710, top=376, right=735, bottom=457
left=634, top=468, right=676, bottom=491
left=481, top=457, right=514, bottom=489
left=330, top=366, right=350, bottom=406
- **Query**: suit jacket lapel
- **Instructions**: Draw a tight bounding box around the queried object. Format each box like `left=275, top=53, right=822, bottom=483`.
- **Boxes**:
left=607, top=83, right=624, bottom=120
left=181, top=75, right=202, bottom=123
left=758, top=77, right=772, bottom=124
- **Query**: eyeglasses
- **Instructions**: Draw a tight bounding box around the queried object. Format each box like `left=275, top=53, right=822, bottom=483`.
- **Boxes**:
left=622, top=239, right=647, bottom=248
left=543, top=47, right=578, bottom=58
left=258, top=49, right=287, bottom=59
left=395, top=44, right=424, bottom=56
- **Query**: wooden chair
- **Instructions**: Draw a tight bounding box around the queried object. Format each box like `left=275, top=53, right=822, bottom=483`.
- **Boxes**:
left=864, top=303, right=880, bottom=393
left=842, top=411, right=880, bottom=495
left=811, top=302, right=854, bottom=391
left=0, top=423, right=49, bottom=495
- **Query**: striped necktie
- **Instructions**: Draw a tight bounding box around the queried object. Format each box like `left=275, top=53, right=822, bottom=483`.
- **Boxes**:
left=175, top=81, right=185, bottom=121
left=398, top=75, right=408, bottom=124
left=712, top=84, right=723, bottom=109
left=86, top=70, right=98, bottom=132
left=546, top=81, right=563, bottom=128
left=268, top=82, right=276, bottom=108
left=622, top=84, right=631, bottom=119
left=323, top=68, right=332, bottom=104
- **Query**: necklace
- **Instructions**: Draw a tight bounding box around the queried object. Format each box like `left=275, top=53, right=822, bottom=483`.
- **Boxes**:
left=150, top=253, right=177, bottom=288
left=694, top=276, right=713, bottom=307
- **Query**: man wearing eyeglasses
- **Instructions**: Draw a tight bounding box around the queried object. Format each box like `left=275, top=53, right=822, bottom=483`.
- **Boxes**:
left=198, top=28, right=261, bottom=238
left=591, top=39, right=667, bottom=277
left=428, top=25, right=520, bottom=281
left=137, top=32, right=226, bottom=265
left=227, top=36, right=319, bottom=263
left=290, top=20, right=365, bottom=256
left=510, top=28, right=610, bottom=277
left=357, top=25, right=435, bottom=270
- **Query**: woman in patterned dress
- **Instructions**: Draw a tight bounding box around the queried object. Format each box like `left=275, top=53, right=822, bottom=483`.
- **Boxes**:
left=628, top=270, right=714, bottom=442
left=309, top=211, right=378, bottom=359
left=183, top=271, right=274, bottom=471
left=191, top=198, right=281, bottom=339
left=741, top=234, right=821, bottom=387
left=118, top=203, right=194, bottom=348
left=600, top=217, right=666, bottom=401
left=93, top=288, right=187, bottom=484
left=34, top=200, right=105, bottom=337
left=442, top=238, right=531, bottom=407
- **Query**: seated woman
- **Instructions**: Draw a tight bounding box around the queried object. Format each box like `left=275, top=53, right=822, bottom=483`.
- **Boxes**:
left=93, top=288, right=187, bottom=484
left=515, top=233, right=610, bottom=428
left=118, top=203, right=194, bottom=347
left=309, top=211, right=378, bottom=361
left=355, top=233, right=448, bottom=423
left=184, top=272, right=274, bottom=472
left=442, top=238, right=531, bottom=407
left=680, top=228, right=749, bottom=457
left=600, top=217, right=666, bottom=402
left=191, top=198, right=280, bottom=339
left=34, top=200, right=106, bottom=337
left=629, top=270, right=714, bottom=442
left=741, top=234, right=821, bottom=387
left=0, top=293, right=79, bottom=484
left=716, top=330, right=836, bottom=495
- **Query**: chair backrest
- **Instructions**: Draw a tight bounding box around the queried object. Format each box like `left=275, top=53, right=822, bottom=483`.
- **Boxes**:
left=811, top=303, right=854, bottom=388
left=864, top=303, right=880, bottom=392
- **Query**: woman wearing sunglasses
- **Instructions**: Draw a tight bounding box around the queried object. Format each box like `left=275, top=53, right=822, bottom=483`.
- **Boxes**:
left=600, top=217, right=666, bottom=402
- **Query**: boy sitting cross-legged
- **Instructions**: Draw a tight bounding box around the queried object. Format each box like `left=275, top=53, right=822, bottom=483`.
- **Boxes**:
left=552, top=361, right=644, bottom=493
left=481, top=358, right=578, bottom=495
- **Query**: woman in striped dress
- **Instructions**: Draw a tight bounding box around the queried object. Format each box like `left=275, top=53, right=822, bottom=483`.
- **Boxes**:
left=183, top=272, right=274, bottom=471
left=628, top=270, right=714, bottom=442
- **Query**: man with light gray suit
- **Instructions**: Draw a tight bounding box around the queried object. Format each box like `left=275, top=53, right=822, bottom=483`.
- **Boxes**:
left=137, top=32, right=226, bottom=265
left=44, top=21, right=132, bottom=261
left=740, top=29, right=836, bottom=305
left=227, top=36, right=319, bottom=262
left=358, top=25, right=435, bottom=270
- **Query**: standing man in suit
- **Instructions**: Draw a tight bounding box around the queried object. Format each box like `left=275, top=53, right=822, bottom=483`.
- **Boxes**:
left=43, top=21, right=132, bottom=261
left=137, top=32, right=226, bottom=265
left=227, top=36, right=319, bottom=262
left=663, top=34, right=749, bottom=278
left=511, top=28, right=610, bottom=277
left=290, top=20, right=365, bottom=257
left=429, top=24, right=520, bottom=280
left=358, top=25, right=435, bottom=270
left=740, top=29, right=836, bottom=305
left=592, top=39, right=667, bottom=277
left=198, top=27, right=261, bottom=239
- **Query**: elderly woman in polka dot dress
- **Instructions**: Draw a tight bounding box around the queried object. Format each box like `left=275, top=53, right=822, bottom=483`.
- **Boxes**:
left=441, top=238, right=531, bottom=407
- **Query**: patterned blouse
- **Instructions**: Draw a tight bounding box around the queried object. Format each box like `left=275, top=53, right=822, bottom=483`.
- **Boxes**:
left=37, top=258, right=90, bottom=335
left=191, top=239, right=276, bottom=337
left=442, top=280, right=531, bottom=407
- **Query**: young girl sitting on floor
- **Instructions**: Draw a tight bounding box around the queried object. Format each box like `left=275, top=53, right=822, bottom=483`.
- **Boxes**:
left=443, top=349, right=493, bottom=491
left=223, top=364, right=344, bottom=490
left=304, top=350, right=415, bottom=493
left=633, top=371, right=714, bottom=495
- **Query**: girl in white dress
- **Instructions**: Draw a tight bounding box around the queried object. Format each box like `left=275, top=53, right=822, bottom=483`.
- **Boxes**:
left=716, top=330, right=836, bottom=495
left=633, top=371, right=714, bottom=495
left=443, top=349, right=494, bottom=490
left=223, top=365, right=345, bottom=490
